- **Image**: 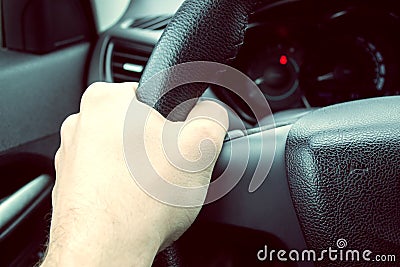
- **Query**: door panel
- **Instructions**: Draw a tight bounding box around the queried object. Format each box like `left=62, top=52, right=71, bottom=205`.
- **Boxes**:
left=0, top=43, right=91, bottom=265
left=0, top=43, right=90, bottom=156
left=0, top=0, right=97, bottom=264
left=0, top=2, right=95, bottom=264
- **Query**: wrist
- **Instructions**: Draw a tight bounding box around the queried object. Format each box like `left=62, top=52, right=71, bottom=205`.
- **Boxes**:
left=40, top=219, right=161, bottom=267
left=41, top=237, right=160, bottom=267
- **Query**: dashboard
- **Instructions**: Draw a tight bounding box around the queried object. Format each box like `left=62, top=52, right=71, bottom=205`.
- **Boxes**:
left=89, top=0, right=400, bottom=124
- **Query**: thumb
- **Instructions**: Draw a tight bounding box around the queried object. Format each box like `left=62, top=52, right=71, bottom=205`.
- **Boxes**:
left=177, top=100, right=229, bottom=166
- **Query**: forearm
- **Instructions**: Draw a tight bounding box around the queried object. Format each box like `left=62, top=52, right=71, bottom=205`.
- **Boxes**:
left=42, top=82, right=228, bottom=266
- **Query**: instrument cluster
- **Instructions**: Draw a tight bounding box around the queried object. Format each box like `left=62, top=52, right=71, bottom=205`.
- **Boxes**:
left=214, top=0, right=400, bottom=122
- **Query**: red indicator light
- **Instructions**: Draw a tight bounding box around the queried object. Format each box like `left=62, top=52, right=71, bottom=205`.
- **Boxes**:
left=280, top=55, right=288, bottom=65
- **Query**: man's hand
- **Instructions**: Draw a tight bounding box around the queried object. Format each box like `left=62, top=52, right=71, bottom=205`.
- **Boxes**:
left=41, top=82, right=228, bottom=266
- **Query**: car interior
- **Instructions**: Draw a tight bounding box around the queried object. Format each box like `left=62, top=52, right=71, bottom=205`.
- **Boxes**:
left=0, top=0, right=399, bottom=266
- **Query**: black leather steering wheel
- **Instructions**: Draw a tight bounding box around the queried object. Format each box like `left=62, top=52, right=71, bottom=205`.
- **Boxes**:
left=136, top=0, right=400, bottom=266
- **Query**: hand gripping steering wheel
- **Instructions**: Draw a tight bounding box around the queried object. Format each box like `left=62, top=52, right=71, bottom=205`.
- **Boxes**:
left=135, top=1, right=400, bottom=266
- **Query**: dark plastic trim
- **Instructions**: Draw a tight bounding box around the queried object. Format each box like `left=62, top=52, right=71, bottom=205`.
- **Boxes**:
left=0, top=175, right=53, bottom=241
left=2, top=0, right=96, bottom=54
left=199, top=125, right=314, bottom=267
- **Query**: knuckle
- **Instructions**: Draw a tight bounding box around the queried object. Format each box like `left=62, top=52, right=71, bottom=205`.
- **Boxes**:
left=86, top=82, right=106, bottom=93
left=54, top=148, right=61, bottom=165
left=195, top=122, right=225, bottom=147
left=81, top=82, right=132, bottom=113
left=51, top=184, right=58, bottom=206
left=81, top=82, right=109, bottom=106
left=192, top=120, right=215, bottom=138
left=60, top=114, right=77, bottom=137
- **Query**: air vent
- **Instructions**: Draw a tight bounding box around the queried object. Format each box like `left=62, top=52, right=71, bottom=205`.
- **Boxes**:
left=109, top=39, right=153, bottom=83
left=130, top=15, right=173, bottom=30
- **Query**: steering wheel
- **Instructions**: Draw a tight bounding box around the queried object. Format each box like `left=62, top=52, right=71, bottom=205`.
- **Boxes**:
left=135, top=0, right=400, bottom=266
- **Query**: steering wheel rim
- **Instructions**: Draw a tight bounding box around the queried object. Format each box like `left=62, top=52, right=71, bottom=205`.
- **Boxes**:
left=137, top=0, right=261, bottom=121
left=136, top=0, right=400, bottom=266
